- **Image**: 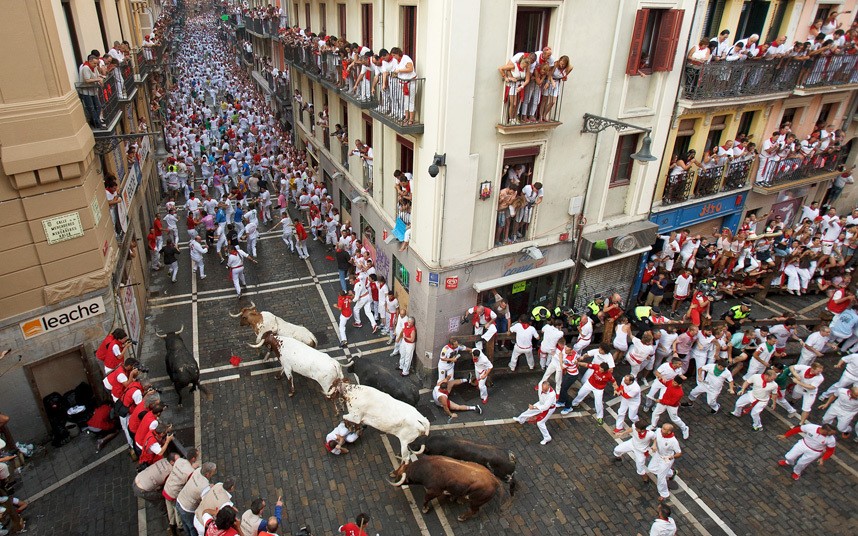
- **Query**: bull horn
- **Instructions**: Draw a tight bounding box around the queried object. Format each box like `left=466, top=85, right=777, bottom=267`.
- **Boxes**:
left=388, top=474, right=407, bottom=487
left=228, top=310, right=242, bottom=318
left=341, top=360, right=354, bottom=367
left=247, top=340, right=266, bottom=349
left=410, top=444, right=426, bottom=456
left=176, top=325, right=184, bottom=335
left=249, top=300, right=256, bottom=309
left=154, top=330, right=166, bottom=339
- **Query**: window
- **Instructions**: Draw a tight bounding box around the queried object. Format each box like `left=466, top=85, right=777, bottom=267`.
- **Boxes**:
left=294, top=3, right=299, bottom=26
left=766, top=0, right=789, bottom=43
left=704, top=115, right=727, bottom=151
left=514, top=8, right=550, bottom=52
left=361, top=3, right=373, bottom=49
left=626, top=9, right=685, bottom=75
left=736, top=0, right=770, bottom=40
left=338, top=3, right=347, bottom=39
left=398, top=136, right=414, bottom=173
left=401, top=5, right=417, bottom=59
left=305, top=3, right=311, bottom=28
left=340, top=188, right=352, bottom=215
left=393, top=255, right=410, bottom=291
left=502, top=146, right=540, bottom=191
left=610, top=134, right=640, bottom=186
left=702, top=0, right=726, bottom=40
left=672, top=118, right=696, bottom=159
left=818, top=103, right=834, bottom=124
left=340, top=99, right=349, bottom=128
left=360, top=215, right=375, bottom=244
left=815, top=4, right=838, bottom=23
left=737, top=111, right=755, bottom=137
left=363, top=113, right=373, bottom=147
left=781, top=107, right=797, bottom=128
left=61, top=0, right=83, bottom=67
left=319, top=3, right=327, bottom=33
left=94, top=0, right=109, bottom=53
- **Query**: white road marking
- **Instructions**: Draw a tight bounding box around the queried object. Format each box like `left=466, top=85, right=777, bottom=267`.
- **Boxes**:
left=379, top=435, right=440, bottom=536
left=149, top=271, right=339, bottom=303
left=191, top=260, right=202, bottom=448
left=137, top=497, right=147, bottom=536
left=23, top=446, right=127, bottom=504
left=150, top=277, right=340, bottom=308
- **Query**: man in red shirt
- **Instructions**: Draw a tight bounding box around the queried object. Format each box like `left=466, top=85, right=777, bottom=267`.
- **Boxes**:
left=648, top=377, right=690, bottom=439
left=339, top=513, right=370, bottom=536
left=567, top=362, right=615, bottom=424
left=147, top=225, right=161, bottom=270
left=334, top=289, right=354, bottom=347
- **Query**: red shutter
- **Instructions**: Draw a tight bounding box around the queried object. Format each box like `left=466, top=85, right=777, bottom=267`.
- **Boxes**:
left=626, top=9, right=650, bottom=76
left=652, top=9, right=685, bottom=72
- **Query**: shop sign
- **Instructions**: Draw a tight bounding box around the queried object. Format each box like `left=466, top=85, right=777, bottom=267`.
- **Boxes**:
left=445, top=277, right=459, bottom=290
left=651, top=193, right=745, bottom=232
left=138, top=136, right=151, bottom=165
left=19, top=296, right=105, bottom=339
left=428, top=273, right=440, bottom=287
left=511, top=281, right=528, bottom=294
left=42, top=212, right=85, bottom=245
left=502, top=252, right=547, bottom=278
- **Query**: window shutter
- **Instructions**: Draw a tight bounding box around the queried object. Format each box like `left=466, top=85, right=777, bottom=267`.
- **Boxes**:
left=652, top=9, right=685, bottom=72
left=626, top=9, right=650, bottom=76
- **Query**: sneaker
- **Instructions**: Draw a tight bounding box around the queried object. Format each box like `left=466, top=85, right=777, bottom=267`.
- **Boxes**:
left=475, top=405, right=483, bottom=415
left=752, top=425, right=763, bottom=431
left=613, top=456, right=623, bottom=463
left=788, top=412, right=799, bottom=420
left=540, top=438, right=552, bottom=445
left=613, top=428, right=624, bottom=434
left=560, top=408, right=574, bottom=415
left=371, top=325, right=379, bottom=334
left=710, top=408, right=719, bottom=414
left=352, top=322, right=363, bottom=328
left=791, top=473, right=800, bottom=480
left=778, top=460, right=788, bottom=467
left=682, top=429, right=689, bottom=440
left=681, top=402, right=694, bottom=407
left=595, top=418, right=604, bottom=424
left=340, top=341, right=348, bottom=348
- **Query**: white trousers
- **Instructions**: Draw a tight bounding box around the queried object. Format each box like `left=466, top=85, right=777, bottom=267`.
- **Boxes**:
left=120, top=415, right=133, bottom=447
left=438, top=363, right=455, bottom=382
left=613, top=440, right=647, bottom=475
left=645, top=381, right=669, bottom=407
left=784, top=440, right=822, bottom=475
left=732, top=393, right=767, bottom=428
left=353, top=296, right=376, bottom=327
left=399, top=341, right=415, bottom=374
left=191, top=256, right=205, bottom=278
left=650, top=404, right=689, bottom=436
left=689, top=383, right=723, bottom=411
left=510, top=346, right=534, bottom=370
left=476, top=376, right=489, bottom=400
left=821, top=371, right=858, bottom=398
left=647, top=455, right=675, bottom=498
left=616, top=397, right=641, bottom=430
left=517, top=407, right=555, bottom=441
left=338, top=314, right=350, bottom=343
left=247, top=235, right=258, bottom=257
left=167, top=261, right=178, bottom=282
left=281, top=234, right=296, bottom=251
left=823, top=405, right=858, bottom=433
left=572, top=383, right=605, bottom=418
left=540, top=360, right=563, bottom=388
left=230, top=266, right=246, bottom=295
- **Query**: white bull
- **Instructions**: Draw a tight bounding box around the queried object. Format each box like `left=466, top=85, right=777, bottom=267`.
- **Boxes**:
left=330, top=379, right=430, bottom=460
left=231, top=302, right=318, bottom=349
left=250, top=332, right=351, bottom=396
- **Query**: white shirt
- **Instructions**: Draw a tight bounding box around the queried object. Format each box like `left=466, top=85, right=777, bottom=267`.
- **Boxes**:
left=521, top=184, right=544, bottom=204
left=650, top=517, right=677, bottom=536
left=473, top=354, right=494, bottom=376
left=627, top=337, right=654, bottom=364
left=577, top=319, right=593, bottom=342
left=585, top=348, right=615, bottom=369
left=674, top=274, right=692, bottom=297
left=830, top=388, right=858, bottom=414
left=657, top=330, right=679, bottom=355
left=189, top=240, right=208, bottom=261
left=617, top=380, right=641, bottom=400
left=769, top=324, right=795, bottom=348
left=511, top=322, right=539, bottom=348
left=800, top=331, right=830, bottom=362
left=748, top=374, right=779, bottom=402
left=795, top=424, right=837, bottom=452
left=700, top=363, right=733, bottom=391
left=652, top=429, right=681, bottom=461
left=791, top=365, right=824, bottom=394
left=630, top=428, right=655, bottom=453
left=226, top=249, right=249, bottom=268
left=540, top=324, right=564, bottom=351
left=534, top=386, right=557, bottom=411
left=656, top=363, right=680, bottom=384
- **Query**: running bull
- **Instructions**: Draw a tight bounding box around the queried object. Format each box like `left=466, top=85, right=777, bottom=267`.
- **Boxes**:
left=409, top=435, right=517, bottom=495
left=250, top=332, right=352, bottom=397
left=230, top=302, right=318, bottom=350
left=155, top=326, right=207, bottom=407
left=389, top=455, right=505, bottom=522
left=350, top=355, right=419, bottom=406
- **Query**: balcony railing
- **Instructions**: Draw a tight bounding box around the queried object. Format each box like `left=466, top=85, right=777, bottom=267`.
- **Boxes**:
left=119, top=61, right=135, bottom=98
left=374, top=77, right=424, bottom=129
left=693, top=166, right=723, bottom=198
left=340, top=143, right=350, bottom=170
left=801, top=54, right=858, bottom=88
left=362, top=160, right=373, bottom=195
left=498, top=79, right=565, bottom=131
left=662, top=158, right=754, bottom=205
left=76, top=69, right=121, bottom=129
left=319, top=51, right=344, bottom=87
left=662, top=169, right=695, bottom=205
left=758, top=151, right=848, bottom=187
left=723, top=160, right=752, bottom=191
left=683, top=60, right=802, bottom=101
left=243, top=50, right=253, bottom=65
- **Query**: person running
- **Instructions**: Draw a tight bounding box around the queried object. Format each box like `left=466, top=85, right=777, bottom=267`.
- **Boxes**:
left=470, top=349, right=493, bottom=404
left=777, top=423, right=837, bottom=480
left=613, top=420, right=655, bottom=482
left=732, top=368, right=780, bottom=431
left=515, top=380, right=557, bottom=445
left=334, top=290, right=354, bottom=348
left=225, top=245, right=257, bottom=298
left=565, top=361, right=615, bottom=423
left=647, top=423, right=682, bottom=502
left=648, top=377, right=690, bottom=440
left=686, top=358, right=735, bottom=413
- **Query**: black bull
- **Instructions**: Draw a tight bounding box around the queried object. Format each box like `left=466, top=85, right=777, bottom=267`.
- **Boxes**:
left=157, top=327, right=207, bottom=407
left=349, top=356, right=419, bottom=406
left=409, top=435, right=517, bottom=495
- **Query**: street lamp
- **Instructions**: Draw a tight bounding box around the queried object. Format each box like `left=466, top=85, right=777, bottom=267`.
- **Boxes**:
left=581, top=113, right=657, bottom=162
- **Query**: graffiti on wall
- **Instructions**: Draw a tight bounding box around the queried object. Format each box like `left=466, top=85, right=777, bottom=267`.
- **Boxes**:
left=375, top=246, right=391, bottom=281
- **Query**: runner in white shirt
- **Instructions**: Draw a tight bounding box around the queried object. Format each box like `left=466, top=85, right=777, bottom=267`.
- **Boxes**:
left=744, top=334, right=777, bottom=380
left=732, top=369, right=779, bottom=431
left=538, top=320, right=565, bottom=369
left=798, top=326, right=835, bottom=366
left=625, top=332, right=655, bottom=377
left=514, top=380, right=557, bottom=445
left=573, top=314, right=593, bottom=353
left=613, top=374, right=642, bottom=433
left=509, top=316, right=540, bottom=371
left=776, top=363, right=824, bottom=423
left=647, top=424, right=682, bottom=500
left=613, top=420, right=654, bottom=478
left=777, top=423, right=837, bottom=480
left=643, top=359, right=684, bottom=412
left=437, top=337, right=467, bottom=382
left=820, top=385, right=858, bottom=434
left=821, top=352, right=858, bottom=398
left=687, top=359, right=734, bottom=413
left=580, top=343, right=615, bottom=386
left=471, top=349, right=493, bottom=403
left=647, top=504, right=678, bottom=536
left=325, top=421, right=361, bottom=455
left=540, top=338, right=567, bottom=388
left=188, top=235, right=209, bottom=279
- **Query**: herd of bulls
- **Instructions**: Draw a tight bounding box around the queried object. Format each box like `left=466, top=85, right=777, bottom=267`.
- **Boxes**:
left=157, top=304, right=517, bottom=521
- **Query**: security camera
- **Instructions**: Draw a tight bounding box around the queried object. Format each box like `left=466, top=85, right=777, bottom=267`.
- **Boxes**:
left=523, top=246, right=544, bottom=260
left=428, top=153, right=446, bottom=178
left=351, top=195, right=367, bottom=204
left=428, top=164, right=440, bottom=178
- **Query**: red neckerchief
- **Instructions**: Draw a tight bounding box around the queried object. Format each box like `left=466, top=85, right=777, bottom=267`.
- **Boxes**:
left=662, top=432, right=675, bottom=439
left=760, top=377, right=767, bottom=388
left=804, top=369, right=815, bottom=379
left=638, top=430, right=648, bottom=439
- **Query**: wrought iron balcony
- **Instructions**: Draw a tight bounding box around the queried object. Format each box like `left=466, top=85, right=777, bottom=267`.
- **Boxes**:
left=76, top=69, right=121, bottom=130
left=801, top=54, right=858, bottom=88
left=118, top=60, right=135, bottom=99
left=661, top=159, right=753, bottom=205
left=757, top=151, right=848, bottom=187
left=369, top=77, right=424, bottom=134
left=682, top=59, right=802, bottom=101
left=497, top=79, right=565, bottom=133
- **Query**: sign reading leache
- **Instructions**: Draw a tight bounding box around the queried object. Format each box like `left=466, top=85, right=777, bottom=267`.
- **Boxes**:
left=20, top=296, right=105, bottom=340
left=42, top=212, right=84, bottom=245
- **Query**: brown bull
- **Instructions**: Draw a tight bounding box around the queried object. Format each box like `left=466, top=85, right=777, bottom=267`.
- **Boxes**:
left=389, top=455, right=504, bottom=522
left=229, top=301, right=318, bottom=349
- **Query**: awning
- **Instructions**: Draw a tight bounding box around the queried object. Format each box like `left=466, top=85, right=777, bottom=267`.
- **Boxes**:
left=580, top=245, right=652, bottom=269
left=473, top=258, right=575, bottom=293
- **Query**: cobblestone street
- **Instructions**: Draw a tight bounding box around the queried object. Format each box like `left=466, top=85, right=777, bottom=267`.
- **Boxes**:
left=12, top=218, right=858, bottom=536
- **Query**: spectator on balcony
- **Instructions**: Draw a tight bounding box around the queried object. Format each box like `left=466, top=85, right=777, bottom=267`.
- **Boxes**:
left=687, top=39, right=712, bottom=65
left=517, top=47, right=553, bottom=123
left=726, top=42, right=748, bottom=62
left=79, top=54, right=106, bottom=128
left=540, top=55, right=572, bottom=122
left=512, top=181, right=544, bottom=240
left=766, top=36, right=790, bottom=58
left=499, top=54, right=533, bottom=125
left=496, top=179, right=519, bottom=246
left=665, top=151, right=700, bottom=202
left=826, top=165, right=856, bottom=207
left=108, top=41, right=125, bottom=63
left=734, top=34, right=760, bottom=58
left=394, top=172, right=412, bottom=203
left=821, top=11, right=847, bottom=37
left=390, top=47, right=417, bottom=125
left=709, top=29, right=732, bottom=61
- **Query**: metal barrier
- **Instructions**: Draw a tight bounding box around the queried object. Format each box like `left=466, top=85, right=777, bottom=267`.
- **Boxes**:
left=662, top=169, right=695, bottom=205
left=683, top=60, right=802, bottom=100
left=500, top=78, right=565, bottom=125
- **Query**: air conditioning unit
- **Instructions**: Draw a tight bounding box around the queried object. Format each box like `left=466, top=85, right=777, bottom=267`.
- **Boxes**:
left=580, top=221, right=658, bottom=262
